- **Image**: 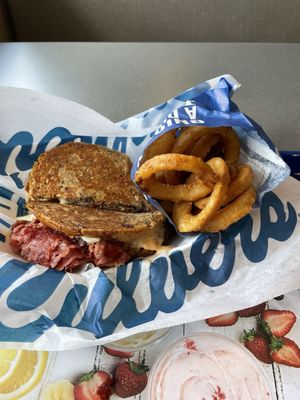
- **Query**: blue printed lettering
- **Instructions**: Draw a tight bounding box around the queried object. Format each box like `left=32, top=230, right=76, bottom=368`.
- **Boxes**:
left=0, top=123, right=297, bottom=342
left=184, top=106, right=197, bottom=120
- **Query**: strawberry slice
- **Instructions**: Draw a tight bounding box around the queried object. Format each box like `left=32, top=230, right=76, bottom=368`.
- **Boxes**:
left=270, top=337, right=300, bottom=368
left=103, top=346, right=134, bottom=358
left=238, top=302, right=266, bottom=317
left=206, top=312, right=238, bottom=327
left=74, top=370, right=113, bottom=400
left=262, top=309, right=296, bottom=337
left=241, top=329, right=273, bottom=364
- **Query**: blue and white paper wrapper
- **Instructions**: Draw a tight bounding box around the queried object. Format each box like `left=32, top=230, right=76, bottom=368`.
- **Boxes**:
left=0, top=75, right=299, bottom=351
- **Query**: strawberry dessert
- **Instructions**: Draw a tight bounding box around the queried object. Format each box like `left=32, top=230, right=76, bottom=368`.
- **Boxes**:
left=148, top=333, right=273, bottom=400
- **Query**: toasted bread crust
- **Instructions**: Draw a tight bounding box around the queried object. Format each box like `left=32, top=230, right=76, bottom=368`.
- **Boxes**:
left=27, top=201, right=165, bottom=244
left=26, top=142, right=150, bottom=212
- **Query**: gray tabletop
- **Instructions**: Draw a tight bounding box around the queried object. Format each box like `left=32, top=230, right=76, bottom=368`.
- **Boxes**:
left=0, top=42, right=299, bottom=150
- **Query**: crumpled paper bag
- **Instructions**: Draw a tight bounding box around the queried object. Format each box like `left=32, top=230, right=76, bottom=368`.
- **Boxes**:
left=0, top=75, right=299, bottom=350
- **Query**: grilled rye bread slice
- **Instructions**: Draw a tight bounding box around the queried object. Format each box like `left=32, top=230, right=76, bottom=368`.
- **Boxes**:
left=26, top=201, right=165, bottom=247
left=26, top=142, right=150, bottom=213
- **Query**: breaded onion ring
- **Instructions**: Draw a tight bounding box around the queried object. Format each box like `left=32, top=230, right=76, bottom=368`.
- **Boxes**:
left=142, top=176, right=214, bottom=202
left=227, top=163, right=238, bottom=180
left=165, top=132, right=221, bottom=185
left=219, top=127, right=240, bottom=165
left=202, top=185, right=256, bottom=232
left=170, top=126, right=240, bottom=166
left=140, top=129, right=177, bottom=164
left=135, top=154, right=215, bottom=184
left=164, top=127, right=209, bottom=184
left=195, top=164, right=253, bottom=210
left=172, top=158, right=230, bottom=232
left=171, top=126, right=215, bottom=154
left=190, top=133, right=221, bottom=159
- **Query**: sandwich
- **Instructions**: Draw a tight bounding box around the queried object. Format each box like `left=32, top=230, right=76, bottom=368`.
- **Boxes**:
left=9, top=142, right=165, bottom=271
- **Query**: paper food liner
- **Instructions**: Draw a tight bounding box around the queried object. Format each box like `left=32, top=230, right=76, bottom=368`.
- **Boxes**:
left=0, top=75, right=299, bottom=351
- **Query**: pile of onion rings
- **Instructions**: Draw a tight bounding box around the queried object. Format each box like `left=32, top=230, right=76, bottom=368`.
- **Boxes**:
left=135, top=126, right=256, bottom=233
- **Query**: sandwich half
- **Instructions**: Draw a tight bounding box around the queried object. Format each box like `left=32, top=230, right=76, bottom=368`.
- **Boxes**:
left=25, top=141, right=151, bottom=212
left=10, top=142, right=165, bottom=271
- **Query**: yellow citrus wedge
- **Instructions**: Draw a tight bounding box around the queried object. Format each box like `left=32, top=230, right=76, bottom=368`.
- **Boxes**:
left=41, top=379, right=75, bottom=400
left=0, top=349, right=48, bottom=399
left=0, top=350, right=18, bottom=378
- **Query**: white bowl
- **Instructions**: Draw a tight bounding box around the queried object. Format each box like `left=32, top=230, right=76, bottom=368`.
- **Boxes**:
left=147, top=332, right=274, bottom=400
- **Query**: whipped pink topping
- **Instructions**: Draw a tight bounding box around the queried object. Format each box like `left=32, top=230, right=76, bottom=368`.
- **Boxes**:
left=149, top=335, right=272, bottom=400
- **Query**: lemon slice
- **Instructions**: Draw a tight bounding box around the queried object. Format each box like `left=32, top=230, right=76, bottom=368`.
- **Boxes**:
left=0, top=350, right=18, bottom=378
left=0, top=349, right=48, bottom=399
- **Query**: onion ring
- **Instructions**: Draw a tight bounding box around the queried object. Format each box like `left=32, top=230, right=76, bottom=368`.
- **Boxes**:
left=142, top=176, right=214, bottom=202
left=185, top=172, right=204, bottom=184
left=140, top=129, right=177, bottom=164
left=202, top=185, right=256, bottom=232
left=163, top=132, right=220, bottom=187
left=170, top=126, right=216, bottom=154
left=228, top=163, right=238, bottom=180
left=135, top=154, right=215, bottom=184
left=170, top=126, right=240, bottom=166
left=219, top=127, right=240, bottom=165
left=172, top=158, right=230, bottom=232
left=190, top=133, right=221, bottom=159
left=195, top=164, right=253, bottom=210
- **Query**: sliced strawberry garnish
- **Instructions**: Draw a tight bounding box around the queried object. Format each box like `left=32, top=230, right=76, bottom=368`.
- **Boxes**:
left=270, top=337, right=300, bottom=368
left=238, top=302, right=266, bottom=318
left=103, top=346, right=134, bottom=358
left=262, top=309, right=296, bottom=337
left=74, top=370, right=113, bottom=400
left=206, top=312, right=238, bottom=327
left=97, top=378, right=113, bottom=400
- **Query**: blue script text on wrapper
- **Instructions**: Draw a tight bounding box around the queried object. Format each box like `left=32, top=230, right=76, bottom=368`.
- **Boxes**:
left=0, top=75, right=298, bottom=351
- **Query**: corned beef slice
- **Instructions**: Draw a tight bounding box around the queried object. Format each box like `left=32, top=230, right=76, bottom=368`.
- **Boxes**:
left=9, top=220, right=130, bottom=271
left=88, top=241, right=130, bottom=267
